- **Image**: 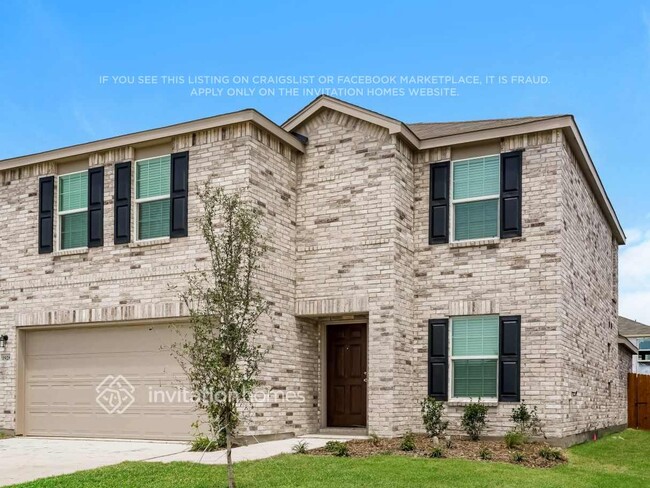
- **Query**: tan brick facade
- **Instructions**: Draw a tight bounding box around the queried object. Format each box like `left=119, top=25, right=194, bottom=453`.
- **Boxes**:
left=0, top=99, right=624, bottom=444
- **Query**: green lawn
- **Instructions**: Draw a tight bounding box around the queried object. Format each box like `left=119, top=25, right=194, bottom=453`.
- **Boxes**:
left=11, top=429, right=650, bottom=488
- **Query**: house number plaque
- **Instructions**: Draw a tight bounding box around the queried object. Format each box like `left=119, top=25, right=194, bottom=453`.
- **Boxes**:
left=0, top=354, right=10, bottom=361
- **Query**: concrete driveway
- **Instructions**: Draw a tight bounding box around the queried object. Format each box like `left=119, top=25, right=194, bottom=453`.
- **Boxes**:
left=0, top=434, right=362, bottom=486
left=0, top=437, right=189, bottom=486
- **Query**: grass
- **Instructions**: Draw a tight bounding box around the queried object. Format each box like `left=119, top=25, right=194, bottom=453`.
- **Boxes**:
left=10, top=429, right=650, bottom=488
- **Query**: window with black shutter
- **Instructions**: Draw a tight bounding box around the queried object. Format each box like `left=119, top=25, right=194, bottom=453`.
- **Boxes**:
left=499, top=315, right=521, bottom=402
left=428, top=319, right=448, bottom=400
left=429, top=162, right=450, bottom=244
left=87, top=166, right=104, bottom=247
left=38, top=176, right=55, bottom=254
left=500, top=151, right=523, bottom=238
left=114, top=161, right=131, bottom=244
left=170, top=151, right=189, bottom=238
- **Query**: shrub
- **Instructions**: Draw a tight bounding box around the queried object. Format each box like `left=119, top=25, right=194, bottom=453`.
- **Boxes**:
left=190, top=435, right=220, bottom=452
left=538, top=446, right=564, bottom=461
left=504, top=430, right=525, bottom=449
left=421, top=397, right=449, bottom=437
left=325, top=441, right=349, bottom=457
left=511, top=402, right=543, bottom=438
left=445, top=437, right=453, bottom=449
left=429, top=447, right=444, bottom=458
left=461, top=401, right=489, bottom=441
left=292, top=441, right=309, bottom=454
left=479, top=446, right=492, bottom=460
left=400, top=430, right=416, bottom=451
left=369, top=432, right=381, bottom=447
left=511, top=451, right=525, bottom=463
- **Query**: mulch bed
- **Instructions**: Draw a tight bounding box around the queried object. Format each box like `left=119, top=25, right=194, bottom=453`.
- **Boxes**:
left=309, top=434, right=566, bottom=468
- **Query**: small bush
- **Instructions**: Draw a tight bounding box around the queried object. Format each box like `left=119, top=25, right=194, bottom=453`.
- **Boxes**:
left=445, top=437, right=453, bottom=449
left=190, top=435, right=220, bottom=452
left=421, top=397, right=449, bottom=437
left=369, top=432, right=381, bottom=447
left=504, top=430, right=525, bottom=449
left=511, top=402, right=543, bottom=438
left=511, top=451, right=525, bottom=463
left=292, top=440, right=308, bottom=454
left=429, top=447, right=444, bottom=458
left=325, top=441, right=349, bottom=457
left=461, top=401, right=489, bottom=441
left=400, top=430, right=416, bottom=451
left=538, top=446, right=564, bottom=461
left=479, top=446, right=492, bottom=460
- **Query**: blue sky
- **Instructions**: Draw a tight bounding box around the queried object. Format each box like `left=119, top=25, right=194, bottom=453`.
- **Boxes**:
left=1, top=0, right=649, bottom=321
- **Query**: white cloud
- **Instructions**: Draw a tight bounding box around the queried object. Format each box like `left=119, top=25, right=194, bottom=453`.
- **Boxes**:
left=619, top=228, right=650, bottom=324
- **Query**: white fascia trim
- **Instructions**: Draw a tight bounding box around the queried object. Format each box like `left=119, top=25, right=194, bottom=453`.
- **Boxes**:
left=0, top=110, right=305, bottom=171
left=282, top=96, right=421, bottom=149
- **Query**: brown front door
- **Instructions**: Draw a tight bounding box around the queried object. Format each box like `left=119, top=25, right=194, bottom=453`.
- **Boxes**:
left=327, top=323, right=367, bottom=427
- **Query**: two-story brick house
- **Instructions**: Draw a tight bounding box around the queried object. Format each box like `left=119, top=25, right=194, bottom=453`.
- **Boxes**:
left=0, top=96, right=626, bottom=446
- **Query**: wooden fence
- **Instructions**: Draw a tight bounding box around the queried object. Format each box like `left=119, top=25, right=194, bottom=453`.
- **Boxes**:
left=628, top=373, right=650, bottom=429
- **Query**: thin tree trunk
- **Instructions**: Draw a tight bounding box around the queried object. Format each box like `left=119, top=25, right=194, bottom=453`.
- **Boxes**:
left=225, top=425, right=236, bottom=488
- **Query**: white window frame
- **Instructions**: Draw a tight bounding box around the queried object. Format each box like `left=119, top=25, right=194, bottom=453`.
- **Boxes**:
left=449, top=315, right=499, bottom=401
left=134, top=155, right=171, bottom=242
left=57, top=170, right=88, bottom=251
left=450, top=155, right=501, bottom=243
left=638, top=348, right=650, bottom=363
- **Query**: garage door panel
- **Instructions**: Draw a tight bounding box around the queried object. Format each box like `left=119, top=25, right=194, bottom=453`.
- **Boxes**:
left=24, top=323, right=197, bottom=440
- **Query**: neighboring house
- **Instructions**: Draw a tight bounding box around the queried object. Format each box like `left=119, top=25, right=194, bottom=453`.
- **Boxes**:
left=0, top=96, right=627, bottom=446
left=619, top=316, right=650, bottom=374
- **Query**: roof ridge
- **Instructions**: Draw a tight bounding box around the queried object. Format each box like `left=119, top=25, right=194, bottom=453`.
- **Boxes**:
left=408, top=115, right=568, bottom=126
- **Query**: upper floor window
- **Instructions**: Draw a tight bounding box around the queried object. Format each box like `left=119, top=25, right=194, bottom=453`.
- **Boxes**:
left=428, top=150, right=522, bottom=245
left=136, top=155, right=171, bottom=241
left=451, top=315, right=499, bottom=398
left=58, top=171, right=88, bottom=250
left=451, top=155, right=500, bottom=241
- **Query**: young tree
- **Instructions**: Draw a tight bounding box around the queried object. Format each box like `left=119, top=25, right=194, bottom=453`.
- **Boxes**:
left=174, top=184, right=268, bottom=488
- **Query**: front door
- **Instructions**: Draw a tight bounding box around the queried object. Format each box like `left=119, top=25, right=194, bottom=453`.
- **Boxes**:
left=327, top=323, right=367, bottom=427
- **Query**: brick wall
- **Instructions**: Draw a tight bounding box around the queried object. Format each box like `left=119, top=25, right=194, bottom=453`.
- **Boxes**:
left=0, top=106, right=623, bottom=443
left=558, top=134, right=623, bottom=436
left=412, top=130, right=566, bottom=438
left=0, top=122, right=320, bottom=437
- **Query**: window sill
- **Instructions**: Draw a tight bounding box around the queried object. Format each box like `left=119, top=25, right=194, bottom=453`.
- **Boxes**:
left=128, top=237, right=171, bottom=248
left=53, top=247, right=89, bottom=257
left=447, top=398, right=499, bottom=407
left=449, top=237, right=500, bottom=249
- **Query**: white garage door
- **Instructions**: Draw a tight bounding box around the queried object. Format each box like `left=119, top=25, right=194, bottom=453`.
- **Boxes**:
left=24, top=323, right=197, bottom=440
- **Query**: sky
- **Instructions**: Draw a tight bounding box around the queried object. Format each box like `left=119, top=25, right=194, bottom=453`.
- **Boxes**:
left=1, top=0, right=649, bottom=322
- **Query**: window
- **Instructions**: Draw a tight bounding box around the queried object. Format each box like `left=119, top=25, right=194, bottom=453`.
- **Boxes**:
left=135, top=155, right=171, bottom=240
left=451, top=316, right=498, bottom=398
left=639, top=339, right=650, bottom=363
left=451, top=155, right=500, bottom=241
left=58, top=171, right=88, bottom=250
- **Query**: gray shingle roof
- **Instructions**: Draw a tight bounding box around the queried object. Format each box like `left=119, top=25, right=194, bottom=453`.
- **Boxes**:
left=619, top=316, right=650, bottom=337
left=407, top=115, right=567, bottom=140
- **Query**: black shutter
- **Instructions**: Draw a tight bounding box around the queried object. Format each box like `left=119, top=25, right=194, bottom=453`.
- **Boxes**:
left=87, top=167, right=104, bottom=248
left=500, top=151, right=523, bottom=238
left=429, top=161, right=450, bottom=244
left=428, top=319, right=449, bottom=400
left=499, top=315, right=521, bottom=402
left=114, top=162, right=131, bottom=244
left=38, top=176, right=54, bottom=254
left=170, top=151, right=189, bottom=238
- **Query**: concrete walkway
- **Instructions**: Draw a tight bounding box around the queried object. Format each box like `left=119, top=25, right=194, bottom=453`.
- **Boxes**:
left=1, top=434, right=363, bottom=486
left=151, top=434, right=366, bottom=464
